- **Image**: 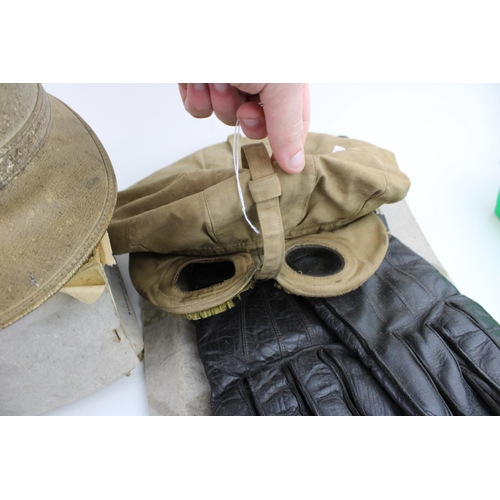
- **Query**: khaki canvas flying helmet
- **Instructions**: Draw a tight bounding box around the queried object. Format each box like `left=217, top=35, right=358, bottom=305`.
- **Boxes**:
left=109, top=133, right=410, bottom=319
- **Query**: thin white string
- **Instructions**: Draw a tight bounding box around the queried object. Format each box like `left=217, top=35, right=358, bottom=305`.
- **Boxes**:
left=233, top=120, right=260, bottom=234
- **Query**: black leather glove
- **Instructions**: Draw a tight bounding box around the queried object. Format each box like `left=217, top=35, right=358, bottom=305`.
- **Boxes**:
left=196, top=279, right=403, bottom=416
left=307, top=235, right=500, bottom=416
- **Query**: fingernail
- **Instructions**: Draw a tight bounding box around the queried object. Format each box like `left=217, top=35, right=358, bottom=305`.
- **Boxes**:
left=240, top=117, right=261, bottom=129
left=288, top=150, right=305, bottom=173
left=193, top=83, right=206, bottom=91
left=214, top=83, right=229, bottom=93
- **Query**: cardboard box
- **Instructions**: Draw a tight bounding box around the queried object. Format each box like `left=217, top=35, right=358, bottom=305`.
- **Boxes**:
left=0, top=235, right=143, bottom=416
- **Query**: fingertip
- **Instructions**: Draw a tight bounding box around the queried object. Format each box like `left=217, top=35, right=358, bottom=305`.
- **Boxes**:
left=239, top=117, right=267, bottom=139
left=237, top=101, right=267, bottom=139
left=213, top=83, right=230, bottom=93
left=288, top=150, right=306, bottom=173
left=184, top=83, right=213, bottom=118
left=276, top=150, right=305, bottom=174
left=208, top=84, right=245, bottom=126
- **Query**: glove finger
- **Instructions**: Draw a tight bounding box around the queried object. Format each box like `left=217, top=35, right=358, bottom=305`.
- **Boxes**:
left=247, top=364, right=311, bottom=416
left=288, top=347, right=403, bottom=415
left=214, top=360, right=320, bottom=416
left=433, top=296, right=500, bottom=412
left=212, top=367, right=309, bottom=416
left=287, top=349, right=359, bottom=415
left=459, top=368, right=500, bottom=414
left=318, top=346, right=404, bottom=415
left=311, top=298, right=454, bottom=415
left=396, top=321, right=492, bottom=415
left=211, top=382, right=257, bottom=416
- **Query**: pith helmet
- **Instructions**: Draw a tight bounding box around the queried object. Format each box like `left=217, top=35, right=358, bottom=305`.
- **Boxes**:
left=0, top=84, right=117, bottom=329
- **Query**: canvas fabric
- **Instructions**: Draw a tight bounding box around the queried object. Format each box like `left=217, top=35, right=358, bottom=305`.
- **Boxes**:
left=109, top=133, right=410, bottom=319
left=0, top=84, right=117, bottom=329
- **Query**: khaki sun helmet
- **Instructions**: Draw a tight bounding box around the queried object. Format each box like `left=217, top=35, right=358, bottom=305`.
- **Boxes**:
left=0, top=84, right=117, bottom=329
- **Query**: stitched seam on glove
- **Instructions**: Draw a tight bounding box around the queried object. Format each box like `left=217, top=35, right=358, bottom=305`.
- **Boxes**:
left=261, top=285, right=286, bottom=356
left=317, top=348, right=363, bottom=416
left=319, top=298, right=425, bottom=415
left=432, top=305, right=500, bottom=391
left=383, top=251, right=438, bottom=300
left=285, top=294, right=317, bottom=346
left=238, top=378, right=259, bottom=415
left=281, top=363, right=315, bottom=416
left=246, top=374, right=268, bottom=416
left=240, top=292, right=250, bottom=363
left=376, top=271, right=419, bottom=318
left=394, top=328, right=466, bottom=416
left=446, top=298, right=500, bottom=349
left=425, top=320, right=500, bottom=415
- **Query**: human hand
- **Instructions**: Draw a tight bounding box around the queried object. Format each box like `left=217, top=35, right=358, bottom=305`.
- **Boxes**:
left=178, top=83, right=310, bottom=174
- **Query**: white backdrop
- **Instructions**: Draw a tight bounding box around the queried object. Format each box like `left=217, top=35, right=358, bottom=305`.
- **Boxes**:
left=41, top=83, right=500, bottom=415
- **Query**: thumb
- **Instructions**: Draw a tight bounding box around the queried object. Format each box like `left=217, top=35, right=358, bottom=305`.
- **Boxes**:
left=260, top=84, right=309, bottom=174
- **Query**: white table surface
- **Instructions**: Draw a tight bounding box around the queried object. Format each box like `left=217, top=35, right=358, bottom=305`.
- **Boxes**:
left=40, top=83, right=500, bottom=416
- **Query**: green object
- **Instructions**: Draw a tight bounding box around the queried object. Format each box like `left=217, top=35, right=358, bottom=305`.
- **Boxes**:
left=496, top=189, right=500, bottom=219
